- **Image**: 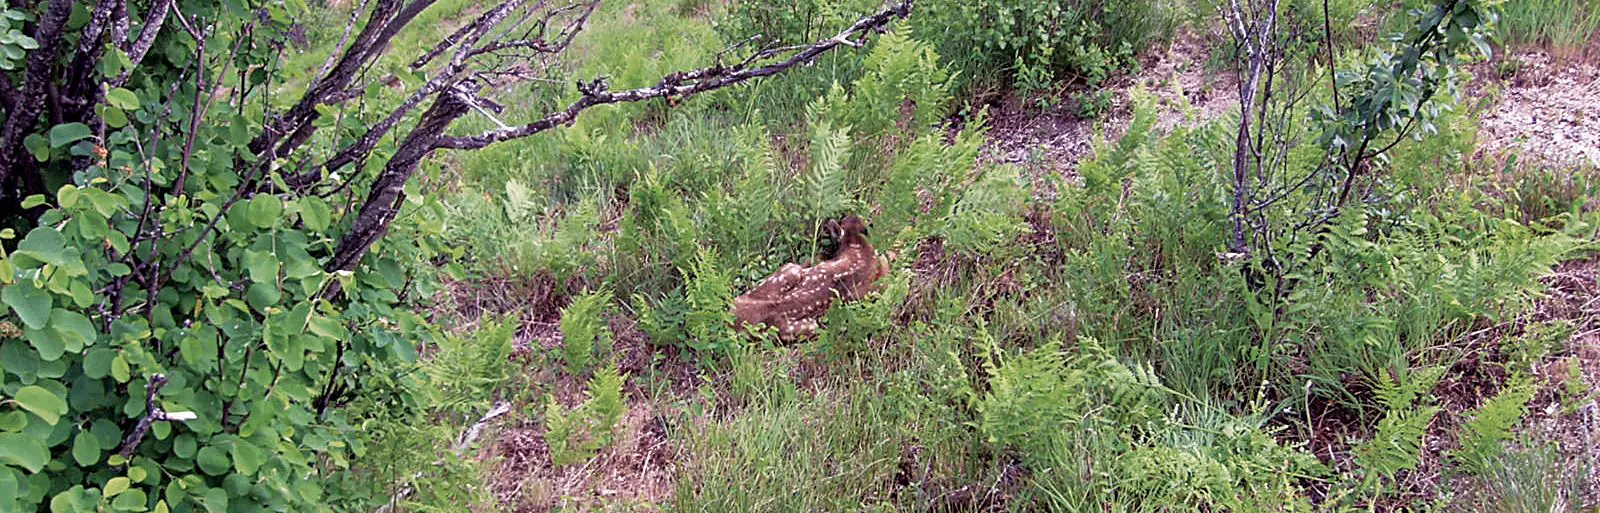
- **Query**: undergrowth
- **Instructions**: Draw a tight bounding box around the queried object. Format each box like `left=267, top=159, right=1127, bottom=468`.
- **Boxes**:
left=394, top=0, right=1600, bottom=510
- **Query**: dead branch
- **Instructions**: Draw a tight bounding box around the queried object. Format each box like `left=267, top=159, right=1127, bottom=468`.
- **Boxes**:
left=114, top=374, right=199, bottom=460
left=315, top=0, right=911, bottom=283
left=436, top=0, right=913, bottom=151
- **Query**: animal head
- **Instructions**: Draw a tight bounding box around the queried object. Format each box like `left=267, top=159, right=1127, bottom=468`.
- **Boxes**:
left=839, top=214, right=868, bottom=238
left=824, top=214, right=870, bottom=244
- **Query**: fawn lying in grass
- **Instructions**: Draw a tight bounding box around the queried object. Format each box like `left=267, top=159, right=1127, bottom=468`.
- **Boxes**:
left=731, top=215, right=890, bottom=341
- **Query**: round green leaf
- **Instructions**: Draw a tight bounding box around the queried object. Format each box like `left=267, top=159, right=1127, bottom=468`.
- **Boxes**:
left=245, top=195, right=283, bottom=229
left=23, top=133, right=48, bottom=161
left=244, top=282, right=281, bottom=312
left=71, top=429, right=102, bottom=466
left=103, top=476, right=130, bottom=498
left=82, top=348, right=115, bottom=379
left=106, top=88, right=140, bottom=110
left=56, top=184, right=79, bottom=208
left=172, top=434, right=196, bottom=459
left=13, top=385, right=66, bottom=425
left=110, top=354, right=130, bottom=383
left=196, top=446, right=229, bottom=476
left=298, top=197, right=331, bottom=231
left=230, top=440, right=264, bottom=476
left=49, top=485, right=99, bottom=512
left=110, top=488, right=146, bottom=511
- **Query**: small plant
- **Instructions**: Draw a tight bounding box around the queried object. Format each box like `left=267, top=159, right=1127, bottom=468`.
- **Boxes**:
left=1496, top=56, right=1523, bottom=79
left=1072, top=88, right=1115, bottom=119
left=1354, top=368, right=1443, bottom=488
left=1015, top=53, right=1059, bottom=110
left=544, top=364, right=627, bottom=467
left=559, top=290, right=615, bottom=377
left=683, top=247, right=740, bottom=355
left=1450, top=377, right=1536, bottom=474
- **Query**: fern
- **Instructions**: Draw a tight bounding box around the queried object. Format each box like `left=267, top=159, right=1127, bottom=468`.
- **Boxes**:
left=585, top=365, right=626, bottom=447
left=939, top=164, right=1030, bottom=256
left=682, top=247, right=738, bottom=354
left=543, top=363, right=628, bottom=467
left=559, top=289, right=614, bottom=376
left=429, top=317, right=516, bottom=417
left=1355, top=367, right=1443, bottom=482
left=1450, top=377, right=1536, bottom=474
left=804, top=117, right=853, bottom=223
left=543, top=396, right=582, bottom=467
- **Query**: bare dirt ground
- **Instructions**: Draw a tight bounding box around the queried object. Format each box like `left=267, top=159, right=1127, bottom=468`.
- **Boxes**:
left=984, top=35, right=1600, bottom=184
left=1476, top=52, right=1600, bottom=168
left=980, top=30, right=1239, bottom=181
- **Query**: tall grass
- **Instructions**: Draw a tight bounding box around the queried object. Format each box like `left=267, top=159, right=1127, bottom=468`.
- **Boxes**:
left=1498, top=0, right=1600, bottom=55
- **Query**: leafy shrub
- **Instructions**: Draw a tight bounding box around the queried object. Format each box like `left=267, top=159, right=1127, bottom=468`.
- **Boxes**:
left=0, top=6, right=444, bottom=507
left=912, top=0, right=1170, bottom=87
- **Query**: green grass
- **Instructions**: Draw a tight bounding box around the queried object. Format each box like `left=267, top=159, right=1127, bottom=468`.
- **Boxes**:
left=1498, top=0, right=1600, bottom=55
left=315, top=0, right=1600, bottom=510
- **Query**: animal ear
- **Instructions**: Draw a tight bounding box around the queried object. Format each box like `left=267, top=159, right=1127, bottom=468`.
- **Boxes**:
left=822, top=218, right=841, bottom=239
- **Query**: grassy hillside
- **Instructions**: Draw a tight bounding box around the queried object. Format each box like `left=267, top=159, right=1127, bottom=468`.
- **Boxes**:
left=342, top=0, right=1600, bottom=511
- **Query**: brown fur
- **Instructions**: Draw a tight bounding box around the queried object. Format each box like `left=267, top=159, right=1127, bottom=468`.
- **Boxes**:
left=731, top=215, right=891, bottom=341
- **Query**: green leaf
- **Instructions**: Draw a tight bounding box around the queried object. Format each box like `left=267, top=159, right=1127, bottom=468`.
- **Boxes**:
left=0, top=411, right=24, bottom=431
left=24, top=133, right=48, bottom=161
left=104, top=106, right=129, bottom=128
left=245, top=195, right=283, bottom=228
left=13, top=385, right=66, bottom=425
left=228, top=115, right=250, bottom=145
left=128, top=465, right=147, bottom=482
left=201, top=487, right=228, bottom=513
left=106, top=88, right=139, bottom=110
left=231, top=440, right=264, bottom=475
left=15, top=227, right=70, bottom=267
left=18, top=194, right=45, bottom=209
left=111, top=488, right=147, bottom=511
left=111, top=354, right=130, bottom=383
left=173, top=435, right=196, bottom=459
left=2, top=282, right=51, bottom=330
left=71, top=429, right=102, bottom=466
left=245, top=282, right=281, bottom=312
left=48, top=308, right=96, bottom=352
left=0, top=433, right=48, bottom=472
left=243, top=250, right=280, bottom=284
left=196, top=446, right=229, bottom=476
left=83, top=348, right=115, bottom=379
left=50, top=485, right=99, bottom=512
left=103, top=476, right=130, bottom=498
left=48, top=123, right=93, bottom=148
left=298, top=197, right=331, bottom=231
left=56, top=184, right=79, bottom=208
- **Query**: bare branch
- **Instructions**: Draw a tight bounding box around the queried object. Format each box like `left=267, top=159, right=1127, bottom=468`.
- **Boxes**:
left=319, top=0, right=912, bottom=280
left=114, top=374, right=198, bottom=460
left=436, top=0, right=913, bottom=151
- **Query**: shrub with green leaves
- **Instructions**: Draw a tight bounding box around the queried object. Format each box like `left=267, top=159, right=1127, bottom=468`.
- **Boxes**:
left=0, top=4, right=442, bottom=510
